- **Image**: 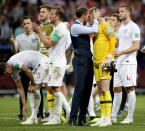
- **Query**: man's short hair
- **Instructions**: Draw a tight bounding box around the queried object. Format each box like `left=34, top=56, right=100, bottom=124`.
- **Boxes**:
left=51, top=6, right=64, bottom=20
left=0, top=62, right=6, bottom=76
left=76, top=6, right=88, bottom=18
left=40, top=5, right=51, bottom=11
left=112, top=13, right=121, bottom=22
left=89, top=7, right=97, bottom=14
left=23, top=16, right=34, bottom=22
left=119, top=5, right=132, bottom=15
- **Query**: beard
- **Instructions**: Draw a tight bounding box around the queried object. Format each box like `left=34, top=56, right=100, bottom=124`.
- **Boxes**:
left=119, top=15, right=127, bottom=21
left=83, top=20, right=86, bottom=25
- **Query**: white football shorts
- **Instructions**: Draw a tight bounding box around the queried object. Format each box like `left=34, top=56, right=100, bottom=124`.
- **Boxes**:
left=46, top=64, right=66, bottom=87
left=113, top=62, right=137, bottom=88
left=33, top=61, right=49, bottom=84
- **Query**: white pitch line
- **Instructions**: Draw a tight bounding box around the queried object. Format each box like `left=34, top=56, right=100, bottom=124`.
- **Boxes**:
left=0, top=117, right=16, bottom=120
left=0, top=113, right=18, bottom=115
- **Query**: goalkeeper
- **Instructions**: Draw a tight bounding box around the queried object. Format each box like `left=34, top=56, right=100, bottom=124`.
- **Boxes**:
left=90, top=7, right=116, bottom=127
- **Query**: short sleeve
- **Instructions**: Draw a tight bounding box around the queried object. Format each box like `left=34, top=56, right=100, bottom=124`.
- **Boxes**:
left=102, top=22, right=114, bottom=38
left=51, top=25, right=64, bottom=42
left=8, top=60, right=23, bottom=70
left=51, top=29, right=61, bottom=42
left=132, top=24, right=140, bottom=41
left=14, top=63, right=23, bottom=69
left=15, top=36, right=19, bottom=48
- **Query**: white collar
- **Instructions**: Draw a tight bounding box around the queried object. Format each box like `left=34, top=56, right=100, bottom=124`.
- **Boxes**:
left=76, top=20, right=83, bottom=25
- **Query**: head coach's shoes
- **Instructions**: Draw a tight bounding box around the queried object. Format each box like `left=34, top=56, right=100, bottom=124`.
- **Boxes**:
left=78, top=121, right=89, bottom=126
left=70, top=121, right=77, bottom=126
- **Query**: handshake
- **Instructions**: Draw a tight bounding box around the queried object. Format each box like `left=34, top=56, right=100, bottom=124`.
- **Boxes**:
left=101, top=61, right=117, bottom=73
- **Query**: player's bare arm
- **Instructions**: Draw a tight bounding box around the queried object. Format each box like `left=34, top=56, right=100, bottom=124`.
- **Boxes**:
left=21, top=65, right=35, bottom=86
left=114, top=40, right=140, bottom=57
left=10, top=35, right=18, bottom=54
left=15, top=80, right=28, bottom=117
left=66, top=51, right=74, bottom=73
left=33, top=23, right=56, bottom=48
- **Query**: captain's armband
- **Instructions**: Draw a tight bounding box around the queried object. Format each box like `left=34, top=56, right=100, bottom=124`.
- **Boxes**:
left=51, top=30, right=60, bottom=42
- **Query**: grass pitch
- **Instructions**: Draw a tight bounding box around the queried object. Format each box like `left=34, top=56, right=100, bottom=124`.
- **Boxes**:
left=0, top=95, right=145, bottom=131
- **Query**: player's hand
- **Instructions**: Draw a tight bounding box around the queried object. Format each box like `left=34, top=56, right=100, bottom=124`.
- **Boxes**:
left=28, top=84, right=35, bottom=92
left=93, top=9, right=101, bottom=20
left=114, top=51, right=122, bottom=58
left=141, top=49, right=145, bottom=53
left=33, top=23, right=42, bottom=35
left=10, top=35, right=15, bottom=45
left=22, top=105, right=28, bottom=117
left=104, top=57, right=112, bottom=67
left=35, top=33, right=39, bottom=40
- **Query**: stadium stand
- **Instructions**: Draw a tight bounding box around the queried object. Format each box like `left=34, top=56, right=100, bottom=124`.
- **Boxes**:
left=0, top=0, right=145, bottom=94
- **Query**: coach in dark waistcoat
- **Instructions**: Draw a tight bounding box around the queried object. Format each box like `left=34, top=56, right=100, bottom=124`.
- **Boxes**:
left=69, top=6, right=100, bottom=126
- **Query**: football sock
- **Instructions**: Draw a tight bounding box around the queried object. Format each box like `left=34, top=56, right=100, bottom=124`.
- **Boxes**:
left=88, top=94, right=96, bottom=117
left=127, top=91, right=136, bottom=120
left=105, top=91, right=112, bottom=118
left=53, top=92, right=63, bottom=119
left=100, top=92, right=106, bottom=118
left=95, top=94, right=100, bottom=105
left=28, top=91, right=41, bottom=119
left=111, top=92, right=122, bottom=118
left=61, top=94, right=70, bottom=118
left=68, top=98, right=72, bottom=107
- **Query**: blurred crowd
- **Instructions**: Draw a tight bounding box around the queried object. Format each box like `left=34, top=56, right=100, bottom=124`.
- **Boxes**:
left=0, top=0, right=145, bottom=46
left=0, top=0, right=145, bottom=89
left=0, top=0, right=145, bottom=88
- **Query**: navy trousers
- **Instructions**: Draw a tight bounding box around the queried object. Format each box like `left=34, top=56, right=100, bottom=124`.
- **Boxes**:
left=70, top=55, right=93, bottom=123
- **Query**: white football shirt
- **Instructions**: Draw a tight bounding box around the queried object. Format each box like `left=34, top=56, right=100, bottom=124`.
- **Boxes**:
left=7, top=50, right=49, bottom=81
left=49, top=22, right=71, bottom=65
left=15, top=33, right=39, bottom=52
left=117, top=20, right=140, bottom=63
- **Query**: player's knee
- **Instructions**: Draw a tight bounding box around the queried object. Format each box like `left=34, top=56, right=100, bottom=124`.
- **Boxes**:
left=125, top=86, right=134, bottom=93
left=113, top=87, right=122, bottom=92
left=35, top=84, right=41, bottom=90
left=101, top=87, right=109, bottom=93
left=52, top=86, right=61, bottom=93
left=46, top=85, right=53, bottom=93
